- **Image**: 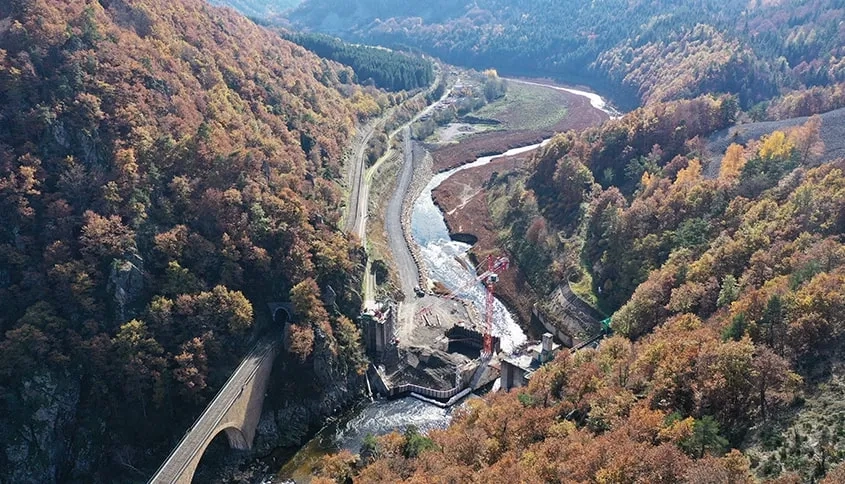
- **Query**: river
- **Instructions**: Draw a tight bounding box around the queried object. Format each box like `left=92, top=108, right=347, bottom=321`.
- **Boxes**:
left=271, top=80, right=617, bottom=483
left=410, top=80, right=619, bottom=352
left=411, top=142, right=552, bottom=353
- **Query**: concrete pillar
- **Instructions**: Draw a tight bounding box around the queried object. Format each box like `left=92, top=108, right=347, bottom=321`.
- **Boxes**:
left=500, top=360, right=516, bottom=392
left=542, top=333, right=553, bottom=353
left=375, top=319, right=386, bottom=356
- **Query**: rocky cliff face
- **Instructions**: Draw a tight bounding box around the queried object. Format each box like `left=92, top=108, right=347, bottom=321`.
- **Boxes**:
left=0, top=372, right=88, bottom=484
left=0, top=333, right=366, bottom=484
left=255, top=325, right=366, bottom=453
left=106, top=254, right=145, bottom=324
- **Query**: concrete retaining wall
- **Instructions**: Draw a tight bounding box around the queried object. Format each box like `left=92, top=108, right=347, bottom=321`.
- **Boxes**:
left=410, top=388, right=473, bottom=408
left=368, top=363, right=466, bottom=405
left=532, top=304, right=575, bottom=348
left=561, top=284, right=605, bottom=322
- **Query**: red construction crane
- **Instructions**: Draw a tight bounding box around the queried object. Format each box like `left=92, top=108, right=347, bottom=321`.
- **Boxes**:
left=482, top=254, right=508, bottom=357
left=416, top=255, right=508, bottom=310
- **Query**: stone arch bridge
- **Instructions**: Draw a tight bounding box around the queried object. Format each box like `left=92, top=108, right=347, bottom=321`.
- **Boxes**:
left=148, top=338, right=279, bottom=483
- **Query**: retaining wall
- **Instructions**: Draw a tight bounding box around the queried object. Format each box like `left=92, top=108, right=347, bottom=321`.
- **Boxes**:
left=368, top=363, right=465, bottom=404
left=532, top=304, right=575, bottom=348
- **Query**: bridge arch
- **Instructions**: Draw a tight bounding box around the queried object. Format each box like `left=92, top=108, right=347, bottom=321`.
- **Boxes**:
left=190, top=424, right=250, bottom=481
left=220, top=425, right=249, bottom=451
left=150, top=341, right=280, bottom=483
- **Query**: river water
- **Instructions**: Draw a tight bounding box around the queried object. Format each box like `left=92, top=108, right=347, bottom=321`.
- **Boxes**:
left=411, top=142, right=552, bottom=353
left=274, top=398, right=459, bottom=482
left=272, top=81, right=616, bottom=483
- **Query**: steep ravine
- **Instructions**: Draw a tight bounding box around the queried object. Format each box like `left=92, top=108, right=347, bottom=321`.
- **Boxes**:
left=262, top=77, right=619, bottom=483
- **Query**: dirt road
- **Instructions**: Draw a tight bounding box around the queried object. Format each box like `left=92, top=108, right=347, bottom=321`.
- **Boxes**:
left=386, top=127, right=423, bottom=298
left=344, top=122, right=376, bottom=239
left=364, top=72, right=454, bottom=297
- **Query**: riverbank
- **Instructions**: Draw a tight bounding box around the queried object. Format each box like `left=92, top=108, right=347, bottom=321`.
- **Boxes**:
left=430, top=84, right=609, bottom=172
left=431, top=153, right=541, bottom=331
left=424, top=79, right=614, bottom=333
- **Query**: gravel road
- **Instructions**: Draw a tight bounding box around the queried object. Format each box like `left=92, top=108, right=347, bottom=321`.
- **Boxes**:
left=386, top=127, right=423, bottom=298
left=344, top=122, right=375, bottom=237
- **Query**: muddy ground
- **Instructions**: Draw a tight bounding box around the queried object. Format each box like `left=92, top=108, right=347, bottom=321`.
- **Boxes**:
left=430, top=87, right=609, bottom=172
left=432, top=153, right=543, bottom=335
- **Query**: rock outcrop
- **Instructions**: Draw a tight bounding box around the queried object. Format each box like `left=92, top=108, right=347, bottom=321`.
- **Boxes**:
left=106, top=253, right=145, bottom=323
left=1, top=371, right=87, bottom=484
left=253, top=326, right=365, bottom=454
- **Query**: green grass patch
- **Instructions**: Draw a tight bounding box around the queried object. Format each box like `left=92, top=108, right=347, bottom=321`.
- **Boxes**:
left=569, top=270, right=599, bottom=310
left=473, top=82, right=569, bottom=131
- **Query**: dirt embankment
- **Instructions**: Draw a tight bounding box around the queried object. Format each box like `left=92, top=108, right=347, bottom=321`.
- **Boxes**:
left=432, top=153, right=542, bottom=334
left=428, top=82, right=611, bottom=334
left=431, top=89, right=608, bottom=172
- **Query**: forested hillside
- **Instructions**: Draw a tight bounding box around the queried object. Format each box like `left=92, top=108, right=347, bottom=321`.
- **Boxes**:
left=289, top=0, right=845, bottom=110
left=230, top=1, right=845, bottom=482
left=209, top=0, right=300, bottom=19
left=0, top=0, right=372, bottom=481
left=284, top=32, right=434, bottom=91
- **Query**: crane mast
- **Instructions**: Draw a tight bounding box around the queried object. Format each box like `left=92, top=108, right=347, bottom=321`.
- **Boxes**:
left=482, top=254, right=507, bottom=357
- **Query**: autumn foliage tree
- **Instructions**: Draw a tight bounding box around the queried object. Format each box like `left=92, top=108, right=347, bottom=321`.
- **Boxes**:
left=720, top=143, right=747, bottom=181
left=346, top=325, right=798, bottom=481
left=0, top=0, right=370, bottom=480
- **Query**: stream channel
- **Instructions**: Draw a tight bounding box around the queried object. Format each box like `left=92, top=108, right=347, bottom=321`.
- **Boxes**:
left=273, top=83, right=617, bottom=482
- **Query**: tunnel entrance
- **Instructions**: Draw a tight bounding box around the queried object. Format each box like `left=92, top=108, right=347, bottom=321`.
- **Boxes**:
left=273, top=307, right=291, bottom=325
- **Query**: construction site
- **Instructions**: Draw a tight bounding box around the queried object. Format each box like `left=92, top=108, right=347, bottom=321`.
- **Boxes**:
left=360, top=251, right=576, bottom=405
left=353, top=71, right=606, bottom=407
